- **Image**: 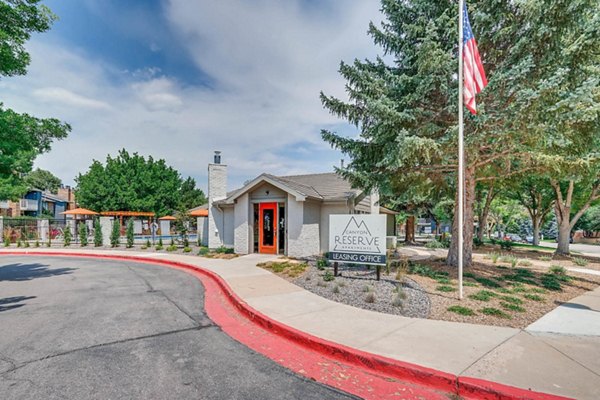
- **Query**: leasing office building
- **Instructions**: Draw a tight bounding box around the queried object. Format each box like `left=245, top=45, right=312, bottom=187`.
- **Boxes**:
left=202, top=152, right=396, bottom=258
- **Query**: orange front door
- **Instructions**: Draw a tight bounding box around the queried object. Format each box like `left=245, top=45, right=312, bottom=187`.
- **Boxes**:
left=259, top=202, right=277, bottom=254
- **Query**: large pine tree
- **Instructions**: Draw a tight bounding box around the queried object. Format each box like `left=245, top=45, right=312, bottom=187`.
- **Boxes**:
left=321, top=0, right=600, bottom=267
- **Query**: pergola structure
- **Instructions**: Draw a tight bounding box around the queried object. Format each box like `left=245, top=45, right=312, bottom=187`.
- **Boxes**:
left=100, top=211, right=156, bottom=226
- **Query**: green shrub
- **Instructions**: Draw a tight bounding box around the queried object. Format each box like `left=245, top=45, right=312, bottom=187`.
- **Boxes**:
left=469, top=290, right=498, bottom=302
left=110, top=219, right=120, bottom=247
left=215, top=246, right=234, bottom=254
left=448, top=305, right=475, bottom=316
left=539, top=256, right=552, bottom=262
left=500, top=240, right=514, bottom=251
left=166, top=244, right=177, bottom=252
left=16, top=239, right=22, bottom=247
left=473, top=237, right=483, bottom=247
left=425, top=239, right=445, bottom=249
left=158, top=237, right=163, bottom=247
left=500, top=295, right=523, bottom=305
left=316, top=258, right=328, bottom=270
left=183, top=247, right=192, bottom=253
left=198, top=247, right=210, bottom=256
left=463, top=281, right=478, bottom=287
left=146, top=239, right=151, bottom=247
left=410, top=264, right=448, bottom=279
left=3, top=237, right=10, bottom=247
left=499, top=255, right=518, bottom=268
left=24, top=241, right=30, bottom=248
left=523, top=294, right=544, bottom=302
left=126, top=219, right=134, bottom=248
left=155, top=245, right=163, bottom=250
left=489, top=252, right=500, bottom=263
left=34, top=240, right=40, bottom=248
left=573, top=257, right=588, bottom=267
left=501, top=302, right=526, bottom=312
left=94, top=218, right=103, bottom=247
left=480, top=307, right=511, bottom=319
left=183, top=237, right=189, bottom=248
left=140, top=245, right=148, bottom=250
left=323, top=270, right=335, bottom=282
left=78, top=222, right=88, bottom=247
left=436, top=285, right=456, bottom=292
left=518, top=259, right=532, bottom=267
left=473, top=276, right=501, bottom=288
left=548, top=266, right=572, bottom=283
left=63, top=227, right=72, bottom=246
left=541, top=274, right=562, bottom=291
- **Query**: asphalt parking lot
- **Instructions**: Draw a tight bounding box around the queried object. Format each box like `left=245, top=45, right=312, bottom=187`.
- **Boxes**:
left=0, top=256, right=355, bottom=400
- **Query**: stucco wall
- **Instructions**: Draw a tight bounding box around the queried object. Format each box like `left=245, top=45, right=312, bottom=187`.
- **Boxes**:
left=286, top=194, right=303, bottom=257
left=319, top=203, right=351, bottom=254
left=250, top=183, right=287, bottom=201
left=287, top=195, right=321, bottom=258
left=223, top=206, right=234, bottom=247
left=234, top=193, right=250, bottom=254
left=197, top=217, right=208, bottom=246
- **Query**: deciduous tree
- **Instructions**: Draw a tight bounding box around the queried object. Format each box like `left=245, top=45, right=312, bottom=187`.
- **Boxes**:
left=0, top=1, right=70, bottom=200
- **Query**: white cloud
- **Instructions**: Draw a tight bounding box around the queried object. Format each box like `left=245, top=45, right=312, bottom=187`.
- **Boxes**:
left=1, top=1, right=383, bottom=192
left=33, top=87, right=111, bottom=110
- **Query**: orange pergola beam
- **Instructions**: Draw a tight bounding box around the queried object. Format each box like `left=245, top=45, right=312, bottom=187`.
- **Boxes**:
left=100, top=211, right=156, bottom=217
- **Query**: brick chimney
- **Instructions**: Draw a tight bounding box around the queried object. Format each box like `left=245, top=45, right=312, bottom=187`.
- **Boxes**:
left=208, top=151, right=227, bottom=248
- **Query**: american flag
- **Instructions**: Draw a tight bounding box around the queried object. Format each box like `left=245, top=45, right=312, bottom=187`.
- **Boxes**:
left=463, top=4, right=487, bottom=114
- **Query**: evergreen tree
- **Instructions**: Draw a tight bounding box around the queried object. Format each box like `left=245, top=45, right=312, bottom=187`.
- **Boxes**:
left=542, top=216, right=558, bottom=241
left=126, top=219, right=134, bottom=248
left=94, top=218, right=103, bottom=247
left=320, top=0, right=600, bottom=267
left=78, top=222, right=88, bottom=247
left=63, top=225, right=72, bottom=246
left=110, top=219, right=120, bottom=247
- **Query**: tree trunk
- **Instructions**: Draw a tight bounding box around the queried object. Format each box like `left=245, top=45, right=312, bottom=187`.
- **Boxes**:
left=532, top=216, right=541, bottom=247
left=405, top=216, right=415, bottom=243
left=477, top=184, right=494, bottom=242
left=556, top=215, right=571, bottom=255
left=447, top=167, right=476, bottom=267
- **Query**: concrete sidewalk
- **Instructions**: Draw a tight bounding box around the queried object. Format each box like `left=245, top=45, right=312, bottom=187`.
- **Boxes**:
left=2, top=249, right=599, bottom=399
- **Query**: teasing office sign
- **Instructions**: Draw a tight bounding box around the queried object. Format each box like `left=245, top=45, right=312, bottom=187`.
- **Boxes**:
left=328, top=215, right=387, bottom=266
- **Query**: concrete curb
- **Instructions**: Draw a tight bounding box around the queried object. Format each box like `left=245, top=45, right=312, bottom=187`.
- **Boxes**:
left=1, top=251, right=572, bottom=400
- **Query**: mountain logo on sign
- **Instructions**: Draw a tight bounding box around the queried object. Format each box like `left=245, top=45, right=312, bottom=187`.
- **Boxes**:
left=333, top=216, right=381, bottom=253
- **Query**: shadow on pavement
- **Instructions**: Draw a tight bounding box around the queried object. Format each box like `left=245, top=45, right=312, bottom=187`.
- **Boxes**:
left=559, top=302, right=600, bottom=313
left=0, top=262, right=76, bottom=282
left=0, top=295, right=37, bottom=312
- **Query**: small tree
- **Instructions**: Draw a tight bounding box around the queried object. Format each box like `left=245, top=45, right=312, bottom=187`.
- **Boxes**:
left=78, top=222, right=88, bottom=246
left=126, top=219, right=134, bottom=248
left=110, top=219, right=120, bottom=247
left=94, top=218, right=103, bottom=247
left=174, top=207, right=191, bottom=247
left=63, top=225, right=72, bottom=246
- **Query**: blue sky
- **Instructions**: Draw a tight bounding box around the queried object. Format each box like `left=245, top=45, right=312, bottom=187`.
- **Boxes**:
left=1, top=0, right=383, bottom=191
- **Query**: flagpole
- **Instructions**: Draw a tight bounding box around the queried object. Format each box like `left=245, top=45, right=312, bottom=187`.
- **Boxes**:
left=458, top=0, right=465, bottom=300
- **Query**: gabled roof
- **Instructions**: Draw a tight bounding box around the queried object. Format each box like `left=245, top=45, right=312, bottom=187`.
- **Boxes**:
left=216, top=172, right=362, bottom=205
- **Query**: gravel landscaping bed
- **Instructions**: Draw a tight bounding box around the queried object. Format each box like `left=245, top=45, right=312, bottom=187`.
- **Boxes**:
left=291, top=261, right=430, bottom=318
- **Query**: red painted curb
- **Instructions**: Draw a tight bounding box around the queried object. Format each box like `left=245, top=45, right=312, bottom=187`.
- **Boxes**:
left=1, top=251, right=573, bottom=400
